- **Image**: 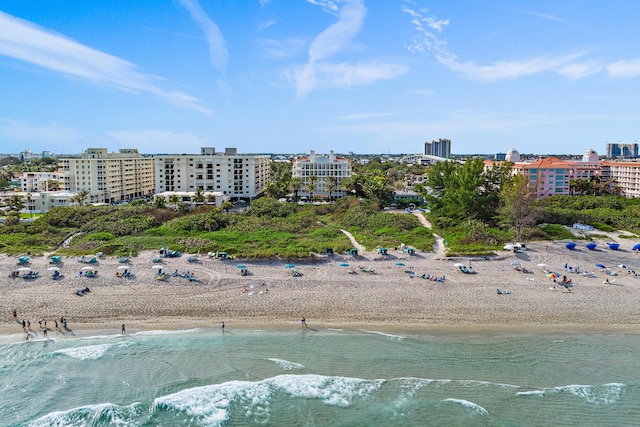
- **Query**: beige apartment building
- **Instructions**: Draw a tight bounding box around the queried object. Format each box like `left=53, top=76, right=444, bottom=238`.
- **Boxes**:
left=58, top=148, right=155, bottom=204
left=153, top=147, right=270, bottom=200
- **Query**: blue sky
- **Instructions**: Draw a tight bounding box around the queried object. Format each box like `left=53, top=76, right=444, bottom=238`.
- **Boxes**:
left=1, top=0, right=640, bottom=156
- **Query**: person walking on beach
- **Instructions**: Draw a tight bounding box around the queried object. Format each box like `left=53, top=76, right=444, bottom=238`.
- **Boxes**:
left=301, top=317, right=307, bottom=328
left=221, top=321, right=225, bottom=332
left=43, top=328, right=47, bottom=338
left=54, top=320, right=58, bottom=330
left=121, top=323, right=126, bottom=334
left=22, top=319, right=26, bottom=330
left=13, top=309, right=17, bottom=319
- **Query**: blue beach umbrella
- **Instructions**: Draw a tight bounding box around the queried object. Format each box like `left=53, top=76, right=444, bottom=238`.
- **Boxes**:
left=595, top=263, right=607, bottom=269
left=339, top=263, right=349, bottom=267
left=585, top=242, right=597, bottom=250
left=285, top=264, right=295, bottom=269
left=235, top=264, right=247, bottom=269
left=395, top=262, right=405, bottom=266
left=607, top=243, right=620, bottom=250
left=565, top=242, right=577, bottom=250
left=633, top=244, right=640, bottom=252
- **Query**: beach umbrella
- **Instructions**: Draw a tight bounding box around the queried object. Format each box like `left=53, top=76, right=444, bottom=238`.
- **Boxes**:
left=503, top=244, right=516, bottom=251
left=618, top=264, right=628, bottom=269
left=454, top=263, right=466, bottom=267
left=117, top=265, right=129, bottom=270
left=81, top=266, right=95, bottom=270
left=565, top=242, right=576, bottom=250
left=285, top=264, right=295, bottom=269
left=151, top=265, right=163, bottom=269
left=47, top=266, right=60, bottom=271
left=633, top=244, right=640, bottom=252
left=585, top=242, right=597, bottom=250
left=547, top=272, right=560, bottom=279
left=608, top=243, right=620, bottom=250
left=235, top=264, right=247, bottom=269
left=18, top=267, right=31, bottom=271
left=339, top=263, right=349, bottom=267
left=395, top=262, right=405, bottom=266
left=510, top=261, right=521, bottom=266
left=537, top=263, right=548, bottom=268
left=595, top=263, right=607, bottom=269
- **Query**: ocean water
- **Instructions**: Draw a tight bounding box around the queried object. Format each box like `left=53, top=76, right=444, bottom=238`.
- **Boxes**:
left=1, top=328, right=639, bottom=426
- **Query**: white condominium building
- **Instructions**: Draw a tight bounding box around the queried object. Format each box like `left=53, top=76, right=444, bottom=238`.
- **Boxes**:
left=153, top=147, right=270, bottom=200
left=292, top=150, right=352, bottom=199
left=58, top=148, right=155, bottom=204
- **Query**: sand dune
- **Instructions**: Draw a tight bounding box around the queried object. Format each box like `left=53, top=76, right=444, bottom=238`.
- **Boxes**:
left=2, top=235, right=640, bottom=337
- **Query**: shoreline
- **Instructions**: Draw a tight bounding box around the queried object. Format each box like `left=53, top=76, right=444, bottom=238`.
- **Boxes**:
left=2, top=319, right=640, bottom=346
left=3, top=237, right=640, bottom=341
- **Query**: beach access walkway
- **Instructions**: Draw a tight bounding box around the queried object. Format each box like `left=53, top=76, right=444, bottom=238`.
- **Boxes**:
left=411, top=211, right=445, bottom=256
left=340, top=229, right=366, bottom=255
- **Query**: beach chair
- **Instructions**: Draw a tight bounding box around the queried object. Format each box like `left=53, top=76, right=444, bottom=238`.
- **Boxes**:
left=496, top=288, right=503, bottom=295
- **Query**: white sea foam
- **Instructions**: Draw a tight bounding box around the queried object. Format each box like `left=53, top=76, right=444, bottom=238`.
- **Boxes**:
left=442, top=398, right=489, bottom=415
left=359, top=329, right=405, bottom=340
left=327, top=328, right=344, bottom=332
left=517, top=383, right=626, bottom=404
left=517, top=390, right=546, bottom=396
left=553, top=383, right=626, bottom=404
left=54, top=342, right=130, bottom=360
left=154, top=374, right=384, bottom=425
left=26, top=402, right=142, bottom=427
left=268, top=358, right=305, bottom=370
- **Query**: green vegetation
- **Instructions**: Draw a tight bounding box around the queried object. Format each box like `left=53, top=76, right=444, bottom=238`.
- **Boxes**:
left=0, top=197, right=434, bottom=258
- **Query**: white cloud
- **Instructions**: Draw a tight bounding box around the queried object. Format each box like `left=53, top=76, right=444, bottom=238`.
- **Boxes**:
left=306, top=0, right=340, bottom=16
left=259, top=38, right=307, bottom=59
left=401, top=3, right=597, bottom=82
left=257, top=19, right=277, bottom=32
left=437, top=51, right=586, bottom=82
left=106, top=129, right=206, bottom=152
left=177, top=0, right=228, bottom=72
left=0, top=118, right=83, bottom=144
left=607, top=59, right=640, bottom=78
left=0, top=11, right=212, bottom=114
left=295, top=0, right=367, bottom=98
left=557, top=61, right=603, bottom=81
left=313, top=61, right=409, bottom=88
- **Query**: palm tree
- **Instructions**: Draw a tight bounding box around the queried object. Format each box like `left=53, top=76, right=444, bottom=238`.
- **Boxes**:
left=305, top=175, right=317, bottom=201
left=71, top=190, right=90, bottom=206
left=221, top=201, right=233, bottom=214
left=153, top=196, right=167, bottom=209
left=192, top=188, right=205, bottom=209
left=8, top=194, right=25, bottom=212
left=289, top=177, right=302, bottom=202
left=169, top=194, right=181, bottom=211
left=326, top=176, right=337, bottom=201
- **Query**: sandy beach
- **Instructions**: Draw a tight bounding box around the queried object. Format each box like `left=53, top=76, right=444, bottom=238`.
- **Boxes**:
left=3, top=230, right=640, bottom=338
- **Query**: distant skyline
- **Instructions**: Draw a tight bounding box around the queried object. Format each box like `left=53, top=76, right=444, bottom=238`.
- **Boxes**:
left=1, top=1, right=640, bottom=155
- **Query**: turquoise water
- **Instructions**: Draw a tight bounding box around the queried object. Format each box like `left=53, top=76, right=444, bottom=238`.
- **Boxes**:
left=1, top=328, right=639, bottom=426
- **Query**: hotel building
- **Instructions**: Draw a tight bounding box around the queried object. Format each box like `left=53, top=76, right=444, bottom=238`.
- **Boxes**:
left=424, top=138, right=451, bottom=159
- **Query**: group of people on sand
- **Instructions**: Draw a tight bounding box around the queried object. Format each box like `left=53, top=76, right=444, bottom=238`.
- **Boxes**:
left=14, top=309, right=68, bottom=340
